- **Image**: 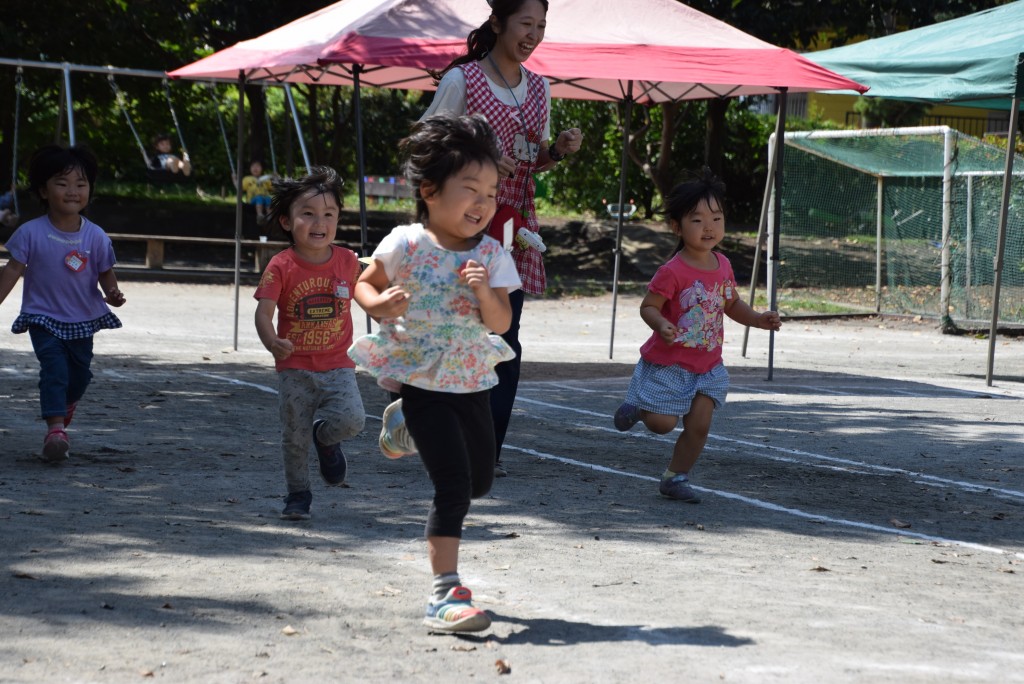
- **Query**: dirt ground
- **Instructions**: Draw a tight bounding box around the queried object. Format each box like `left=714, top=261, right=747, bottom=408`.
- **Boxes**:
left=1, top=280, right=1023, bottom=684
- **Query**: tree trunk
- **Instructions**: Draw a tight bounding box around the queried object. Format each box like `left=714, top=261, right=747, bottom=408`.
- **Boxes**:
left=244, top=85, right=267, bottom=169
left=705, top=99, right=729, bottom=173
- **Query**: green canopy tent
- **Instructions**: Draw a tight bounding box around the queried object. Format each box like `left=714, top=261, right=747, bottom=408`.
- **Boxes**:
left=806, top=1, right=1024, bottom=386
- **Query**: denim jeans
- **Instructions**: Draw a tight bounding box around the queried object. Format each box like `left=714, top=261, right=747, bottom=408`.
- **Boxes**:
left=29, top=326, right=94, bottom=421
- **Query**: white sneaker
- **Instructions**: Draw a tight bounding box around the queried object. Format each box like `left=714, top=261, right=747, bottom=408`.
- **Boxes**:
left=379, top=399, right=418, bottom=459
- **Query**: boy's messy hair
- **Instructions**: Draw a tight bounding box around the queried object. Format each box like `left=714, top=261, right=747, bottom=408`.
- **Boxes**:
left=663, top=167, right=726, bottom=254
left=151, top=133, right=173, bottom=147
left=267, top=165, right=344, bottom=243
left=27, top=144, right=99, bottom=211
left=400, top=113, right=501, bottom=223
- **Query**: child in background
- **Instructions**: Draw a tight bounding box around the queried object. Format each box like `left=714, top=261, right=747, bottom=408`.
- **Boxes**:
left=150, top=133, right=191, bottom=176
left=0, top=186, right=18, bottom=229
left=613, top=169, right=781, bottom=503
left=254, top=166, right=365, bottom=521
left=0, top=145, right=126, bottom=462
left=242, top=160, right=273, bottom=225
left=350, top=114, right=521, bottom=633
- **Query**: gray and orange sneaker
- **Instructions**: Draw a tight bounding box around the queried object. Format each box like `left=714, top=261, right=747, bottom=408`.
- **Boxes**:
left=423, top=586, right=491, bottom=633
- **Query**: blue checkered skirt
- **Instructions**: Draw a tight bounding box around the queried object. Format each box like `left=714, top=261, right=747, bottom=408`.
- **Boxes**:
left=623, top=359, right=729, bottom=416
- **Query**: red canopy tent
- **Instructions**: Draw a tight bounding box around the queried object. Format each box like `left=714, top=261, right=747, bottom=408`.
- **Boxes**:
left=170, top=0, right=866, bottom=356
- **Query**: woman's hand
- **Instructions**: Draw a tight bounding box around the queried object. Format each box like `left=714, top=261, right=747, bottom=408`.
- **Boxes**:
left=554, top=128, right=583, bottom=157
left=497, top=154, right=517, bottom=179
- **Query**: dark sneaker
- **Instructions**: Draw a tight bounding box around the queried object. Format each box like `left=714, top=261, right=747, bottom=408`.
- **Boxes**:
left=41, top=428, right=70, bottom=463
left=613, top=402, right=642, bottom=431
left=281, top=490, right=312, bottom=520
left=379, top=399, right=417, bottom=459
left=423, top=586, right=491, bottom=633
left=63, top=401, right=78, bottom=428
left=312, top=419, right=347, bottom=486
left=494, top=461, right=508, bottom=478
left=659, top=474, right=701, bottom=503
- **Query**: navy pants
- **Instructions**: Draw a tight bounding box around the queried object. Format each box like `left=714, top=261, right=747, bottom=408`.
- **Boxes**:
left=29, top=327, right=94, bottom=421
left=401, top=384, right=495, bottom=539
left=489, top=289, right=524, bottom=464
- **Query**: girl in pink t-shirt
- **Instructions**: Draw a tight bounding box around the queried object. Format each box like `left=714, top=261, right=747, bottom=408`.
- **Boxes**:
left=613, top=169, right=781, bottom=503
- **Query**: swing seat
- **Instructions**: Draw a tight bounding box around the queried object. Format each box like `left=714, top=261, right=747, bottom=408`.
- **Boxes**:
left=146, top=164, right=188, bottom=184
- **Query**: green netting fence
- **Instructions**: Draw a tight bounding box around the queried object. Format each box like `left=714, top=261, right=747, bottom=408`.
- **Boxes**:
left=776, top=126, right=1024, bottom=325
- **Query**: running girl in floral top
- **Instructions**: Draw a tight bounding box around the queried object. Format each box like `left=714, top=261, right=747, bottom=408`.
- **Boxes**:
left=613, top=169, right=781, bottom=503
left=350, top=114, right=520, bottom=633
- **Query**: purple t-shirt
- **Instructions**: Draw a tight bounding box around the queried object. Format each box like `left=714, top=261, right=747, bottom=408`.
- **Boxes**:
left=6, top=215, right=117, bottom=323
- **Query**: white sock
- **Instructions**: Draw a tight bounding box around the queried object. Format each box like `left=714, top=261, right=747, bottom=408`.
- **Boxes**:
left=432, top=572, right=460, bottom=602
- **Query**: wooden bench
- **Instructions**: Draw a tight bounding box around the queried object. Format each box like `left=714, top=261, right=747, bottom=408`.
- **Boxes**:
left=105, top=233, right=291, bottom=272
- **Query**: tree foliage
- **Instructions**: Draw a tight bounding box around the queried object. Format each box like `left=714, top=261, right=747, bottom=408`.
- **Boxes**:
left=0, top=0, right=1014, bottom=224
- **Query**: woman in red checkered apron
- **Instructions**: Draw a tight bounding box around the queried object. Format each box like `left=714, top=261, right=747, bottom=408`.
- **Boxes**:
left=422, top=0, right=583, bottom=476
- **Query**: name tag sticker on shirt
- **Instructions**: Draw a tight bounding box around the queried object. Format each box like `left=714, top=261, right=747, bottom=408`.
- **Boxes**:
left=335, top=283, right=350, bottom=299
left=65, top=250, right=88, bottom=273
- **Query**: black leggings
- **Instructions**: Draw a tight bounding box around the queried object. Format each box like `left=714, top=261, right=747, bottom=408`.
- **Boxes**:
left=401, top=384, right=495, bottom=539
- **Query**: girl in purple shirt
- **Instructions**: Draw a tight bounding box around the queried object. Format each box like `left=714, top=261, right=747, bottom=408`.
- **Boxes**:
left=0, top=145, right=125, bottom=463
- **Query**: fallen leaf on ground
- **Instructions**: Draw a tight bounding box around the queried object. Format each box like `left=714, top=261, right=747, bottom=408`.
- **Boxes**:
left=890, top=518, right=912, bottom=529
left=495, top=659, right=512, bottom=674
left=451, top=644, right=476, bottom=652
left=281, top=625, right=298, bottom=636
left=810, top=566, right=830, bottom=572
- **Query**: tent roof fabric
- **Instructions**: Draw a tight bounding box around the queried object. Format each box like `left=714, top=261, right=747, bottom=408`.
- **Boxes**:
left=169, top=0, right=865, bottom=102
left=806, top=1, right=1024, bottom=104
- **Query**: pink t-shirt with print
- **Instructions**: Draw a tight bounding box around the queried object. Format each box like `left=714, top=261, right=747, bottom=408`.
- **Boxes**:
left=639, top=251, right=739, bottom=374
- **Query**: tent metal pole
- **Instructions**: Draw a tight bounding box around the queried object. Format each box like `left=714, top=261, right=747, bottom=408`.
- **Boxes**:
left=740, top=121, right=779, bottom=357
left=609, top=80, right=634, bottom=360
left=62, top=64, right=76, bottom=146
left=232, top=71, right=246, bottom=351
left=284, top=84, right=312, bottom=173
left=985, top=96, right=1020, bottom=386
left=353, top=64, right=372, bottom=334
left=766, top=89, right=787, bottom=381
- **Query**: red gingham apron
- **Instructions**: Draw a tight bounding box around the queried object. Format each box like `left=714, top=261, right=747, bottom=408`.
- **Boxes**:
left=462, top=61, right=548, bottom=295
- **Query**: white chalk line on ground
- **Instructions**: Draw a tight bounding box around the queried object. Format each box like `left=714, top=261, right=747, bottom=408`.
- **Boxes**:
left=503, top=444, right=1023, bottom=559
left=515, top=395, right=1024, bottom=502
left=186, top=369, right=1024, bottom=560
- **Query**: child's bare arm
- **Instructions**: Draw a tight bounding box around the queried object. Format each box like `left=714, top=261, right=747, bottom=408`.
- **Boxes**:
left=0, top=258, right=26, bottom=307
left=724, top=297, right=781, bottom=331
left=639, top=291, right=677, bottom=343
left=354, top=260, right=409, bottom=319
left=254, top=298, right=294, bottom=360
left=98, top=269, right=126, bottom=307
left=460, top=259, right=512, bottom=334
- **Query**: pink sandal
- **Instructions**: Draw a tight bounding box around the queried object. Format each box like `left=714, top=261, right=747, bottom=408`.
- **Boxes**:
left=42, top=428, right=70, bottom=463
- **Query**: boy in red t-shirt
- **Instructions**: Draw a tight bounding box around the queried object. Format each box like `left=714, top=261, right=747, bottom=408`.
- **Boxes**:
left=254, top=167, right=365, bottom=520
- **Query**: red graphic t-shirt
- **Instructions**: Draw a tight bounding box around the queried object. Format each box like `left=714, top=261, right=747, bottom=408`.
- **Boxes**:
left=254, top=246, right=360, bottom=372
